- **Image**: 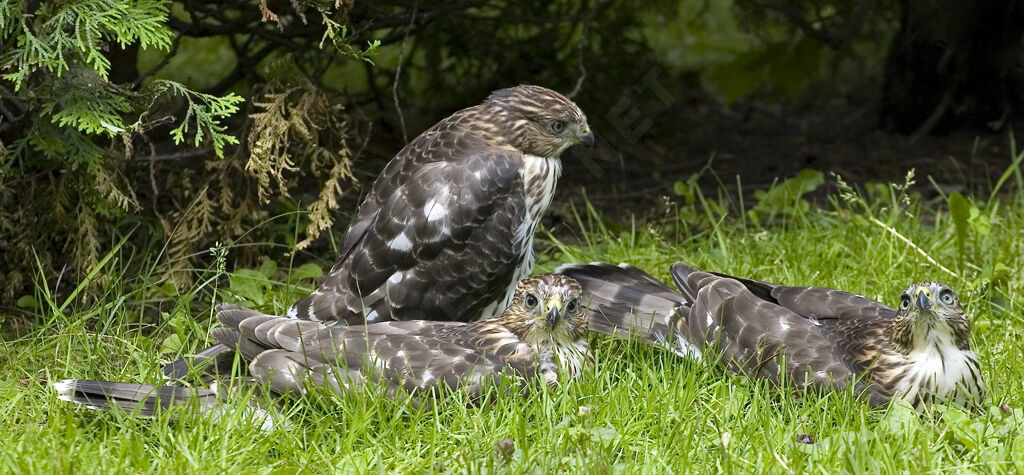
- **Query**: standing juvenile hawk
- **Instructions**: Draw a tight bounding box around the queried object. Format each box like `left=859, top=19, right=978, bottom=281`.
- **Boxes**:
left=558, top=262, right=985, bottom=410
left=294, top=85, right=593, bottom=325
left=56, top=274, right=590, bottom=416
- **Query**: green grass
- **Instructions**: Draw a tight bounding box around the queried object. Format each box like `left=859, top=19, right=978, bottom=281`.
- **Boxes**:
left=3, top=169, right=1024, bottom=473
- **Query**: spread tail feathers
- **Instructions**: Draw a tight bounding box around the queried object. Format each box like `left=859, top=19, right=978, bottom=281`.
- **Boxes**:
left=556, top=262, right=699, bottom=358
left=53, top=380, right=218, bottom=417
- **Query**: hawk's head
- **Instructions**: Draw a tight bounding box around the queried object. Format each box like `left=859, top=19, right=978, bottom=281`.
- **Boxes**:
left=880, top=281, right=984, bottom=409
left=483, top=85, right=594, bottom=157
left=890, top=281, right=971, bottom=351
left=502, top=273, right=588, bottom=345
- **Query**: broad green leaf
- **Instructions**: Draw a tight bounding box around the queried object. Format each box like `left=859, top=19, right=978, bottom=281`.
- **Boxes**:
left=287, top=263, right=324, bottom=283
left=880, top=401, right=921, bottom=435
left=15, top=295, right=39, bottom=309
left=747, top=169, right=824, bottom=223
left=158, top=333, right=183, bottom=357
left=949, top=191, right=971, bottom=263
left=1013, top=436, right=1024, bottom=472
left=259, top=260, right=278, bottom=279
left=228, top=269, right=271, bottom=305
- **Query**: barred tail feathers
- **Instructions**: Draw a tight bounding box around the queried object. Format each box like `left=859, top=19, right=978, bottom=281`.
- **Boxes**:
left=53, top=379, right=286, bottom=430
left=53, top=379, right=218, bottom=417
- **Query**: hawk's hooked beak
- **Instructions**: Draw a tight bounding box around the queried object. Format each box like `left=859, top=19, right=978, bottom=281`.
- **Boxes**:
left=916, top=286, right=932, bottom=310
left=544, top=297, right=564, bottom=326
left=579, top=128, right=596, bottom=147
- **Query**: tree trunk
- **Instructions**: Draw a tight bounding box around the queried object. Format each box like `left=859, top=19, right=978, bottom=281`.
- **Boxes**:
left=880, top=0, right=1024, bottom=136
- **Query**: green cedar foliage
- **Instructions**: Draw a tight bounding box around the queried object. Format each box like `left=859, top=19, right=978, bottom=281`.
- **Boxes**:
left=0, top=1, right=368, bottom=299
left=0, top=0, right=242, bottom=297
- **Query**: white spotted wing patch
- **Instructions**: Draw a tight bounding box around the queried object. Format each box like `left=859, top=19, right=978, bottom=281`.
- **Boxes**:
left=423, top=199, right=448, bottom=222
left=364, top=309, right=380, bottom=322
left=388, top=272, right=405, bottom=285
left=386, top=233, right=413, bottom=252
left=419, top=369, right=435, bottom=387
left=670, top=332, right=702, bottom=360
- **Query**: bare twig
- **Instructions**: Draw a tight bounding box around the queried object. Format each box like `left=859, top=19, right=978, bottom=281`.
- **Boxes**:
left=867, top=215, right=960, bottom=279
left=392, top=1, right=418, bottom=144
left=567, top=1, right=595, bottom=99
left=0, top=84, right=29, bottom=129
left=141, top=133, right=173, bottom=234
left=354, top=121, right=374, bottom=162
left=131, top=148, right=215, bottom=162
left=133, top=30, right=186, bottom=89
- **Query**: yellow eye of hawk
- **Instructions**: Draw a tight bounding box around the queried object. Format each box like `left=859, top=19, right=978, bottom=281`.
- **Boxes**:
left=549, top=120, right=566, bottom=133
left=525, top=294, right=539, bottom=308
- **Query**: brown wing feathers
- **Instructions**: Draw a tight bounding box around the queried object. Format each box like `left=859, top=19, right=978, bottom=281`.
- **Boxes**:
left=293, top=147, right=526, bottom=325
left=671, top=264, right=886, bottom=396
left=556, top=263, right=690, bottom=352
left=59, top=86, right=599, bottom=417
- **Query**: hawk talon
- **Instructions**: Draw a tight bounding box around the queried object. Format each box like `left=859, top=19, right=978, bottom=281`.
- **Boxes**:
left=544, top=373, right=560, bottom=390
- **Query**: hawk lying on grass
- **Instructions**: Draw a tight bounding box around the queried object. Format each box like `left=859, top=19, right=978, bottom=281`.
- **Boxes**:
left=56, top=274, right=589, bottom=417
left=558, top=262, right=985, bottom=410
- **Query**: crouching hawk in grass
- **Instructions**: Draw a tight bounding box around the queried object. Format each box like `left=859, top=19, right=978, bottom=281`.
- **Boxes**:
left=56, top=274, right=590, bottom=418
left=558, top=262, right=985, bottom=410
